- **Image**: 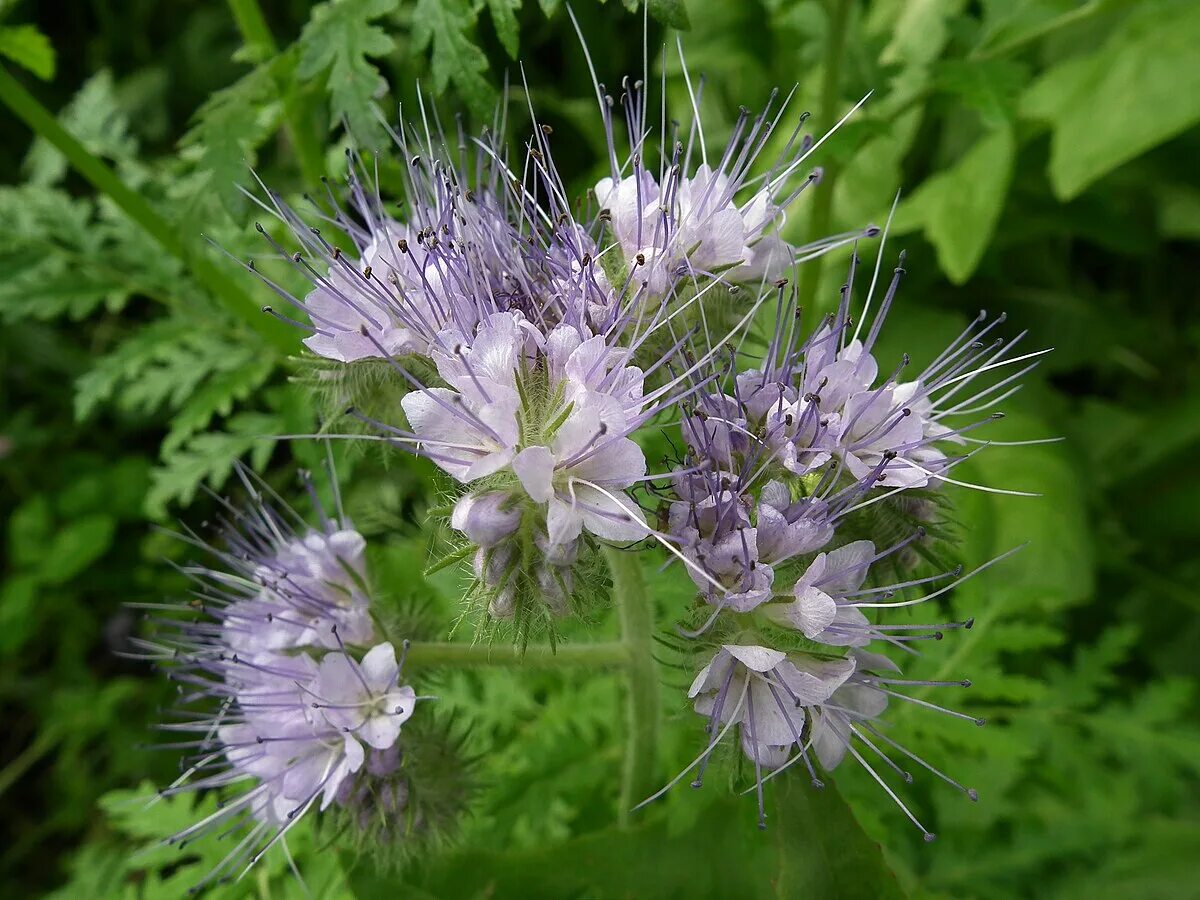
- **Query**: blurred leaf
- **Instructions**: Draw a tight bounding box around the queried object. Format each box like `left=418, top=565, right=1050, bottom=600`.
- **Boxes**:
left=23, top=69, right=138, bottom=185
left=897, top=123, right=1016, bottom=283
left=934, top=59, right=1029, bottom=129
left=0, top=24, right=55, bottom=80
left=649, top=0, right=691, bottom=30
left=1156, top=182, right=1200, bottom=241
left=1020, top=0, right=1200, bottom=199
left=359, top=800, right=777, bottom=898
left=39, top=514, right=117, bottom=585
left=773, top=780, right=907, bottom=899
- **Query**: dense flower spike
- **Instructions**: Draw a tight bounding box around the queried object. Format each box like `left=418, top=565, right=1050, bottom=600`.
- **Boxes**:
left=132, top=468, right=429, bottom=888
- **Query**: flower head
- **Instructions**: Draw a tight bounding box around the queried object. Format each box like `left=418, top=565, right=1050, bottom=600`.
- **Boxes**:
left=134, top=469, right=429, bottom=886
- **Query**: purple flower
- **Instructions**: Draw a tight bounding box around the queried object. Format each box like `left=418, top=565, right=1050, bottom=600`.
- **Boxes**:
left=135, top=472, right=427, bottom=886
left=313, top=642, right=417, bottom=750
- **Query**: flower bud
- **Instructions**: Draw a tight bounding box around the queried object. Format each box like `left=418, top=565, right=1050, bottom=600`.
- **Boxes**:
left=452, top=491, right=522, bottom=547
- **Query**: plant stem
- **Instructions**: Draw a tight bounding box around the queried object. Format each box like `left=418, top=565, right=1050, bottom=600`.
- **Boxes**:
left=603, top=545, right=660, bottom=826
left=0, top=64, right=293, bottom=353
left=225, top=0, right=326, bottom=186
left=795, top=0, right=854, bottom=315
left=405, top=640, right=631, bottom=668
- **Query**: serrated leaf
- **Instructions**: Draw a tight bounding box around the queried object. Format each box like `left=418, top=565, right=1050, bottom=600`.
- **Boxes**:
left=162, top=353, right=275, bottom=452
left=179, top=59, right=285, bottom=215
left=0, top=23, right=55, bottom=79
left=297, top=0, right=399, bottom=147
left=146, top=412, right=282, bottom=517
left=74, top=319, right=195, bottom=420
left=411, top=0, right=496, bottom=119
left=1019, top=1, right=1200, bottom=199
left=23, top=69, right=137, bottom=185
left=486, top=0, right=521, bottom=57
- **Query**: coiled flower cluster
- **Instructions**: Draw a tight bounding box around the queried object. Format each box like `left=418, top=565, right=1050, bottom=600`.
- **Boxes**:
left=136, top=470, right=435, bottom=887
left=145, top=34, right=1043, bottom=883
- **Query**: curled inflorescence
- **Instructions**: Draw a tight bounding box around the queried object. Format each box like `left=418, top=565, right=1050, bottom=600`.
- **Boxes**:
left=146, top=32, right=1043, bottom=884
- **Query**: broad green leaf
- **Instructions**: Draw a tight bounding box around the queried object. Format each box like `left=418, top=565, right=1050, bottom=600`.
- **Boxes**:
left=0, top=23, right=55, bottom=79
left=354, top=800, right=777, bottom=898
left=934, top=59, right=1030, bottom=129
left=897, top=123, right=1016, bottom=283
left=773, top=780, right=907, bottom=900
left=297, top=0, right=400, bottom=147
left=1156, top=183, right=1200, bottom=241
left=879, top=0, right=963, bottom=68
left=1019, top=1, right=1200, bottom=199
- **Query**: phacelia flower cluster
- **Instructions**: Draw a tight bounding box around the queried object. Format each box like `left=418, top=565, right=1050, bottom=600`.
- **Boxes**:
left=135, top=469, right=431, bottom=888
left=647, top=246, right=1040, bottom=836
left=173, top=33, right=1046, bottom=869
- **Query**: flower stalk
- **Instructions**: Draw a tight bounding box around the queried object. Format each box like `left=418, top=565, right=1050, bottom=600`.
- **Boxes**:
left=605, top=545, right=661, bottom=826
left=404, top=640, right=631, bottom=668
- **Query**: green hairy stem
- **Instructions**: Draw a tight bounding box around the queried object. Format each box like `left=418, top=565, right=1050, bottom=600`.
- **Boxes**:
left=405, top=640, right=630, bottom=668
left=604, top=545, right=661, bottom=826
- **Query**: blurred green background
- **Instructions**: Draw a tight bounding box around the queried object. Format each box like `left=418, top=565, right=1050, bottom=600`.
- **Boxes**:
left=3, top=0, right=1200, bottom=896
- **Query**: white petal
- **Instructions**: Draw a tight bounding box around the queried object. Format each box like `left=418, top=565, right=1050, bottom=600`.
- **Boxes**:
left=360, top=642, right=398, bottom=693
left=572, top=437, right=646, bottom=487
left=821, top=540, right=875, bottom=595
left=793, top=586, right=838, bottom=639
left=572, top=484, right=647, bottom=541
left=512, top=446, right=556, bottom=503
left=547, top=495, right=585, bottom=547
left=723, top=644, right=786, bottom=673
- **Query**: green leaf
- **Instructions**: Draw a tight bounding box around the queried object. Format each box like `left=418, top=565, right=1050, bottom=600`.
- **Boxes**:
left=897, top=123, right=1016, bottom=283
left=297, top=0, right=400, bottom=147
left=649, top=0, right=691, bottom=30
left=1019, top=1, right=1200, bottom=199
left=773, top=780, right=907, bottom=900
left=1156, top=182, right=1200, bottom=241
left=354, top=799, right=779, bottom=898
left=0, top=24, right=55, bottom=80
left=486, top=0, right=521, bottom=57
left=411, top=0, right=497, bottom=119
left=23, top=69, right=138, bottom=185
left=162, top=352, right=275, bottom=452
left=146, top=411, right=282, bottom=517
left=178, top=58, right=284, bottom=215
left=934, top=59, right=1030, bottom=129
left=38, top=514, right=117, bottom=585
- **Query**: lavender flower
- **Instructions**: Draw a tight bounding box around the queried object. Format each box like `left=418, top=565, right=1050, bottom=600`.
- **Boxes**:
left=220, top=25, right=1047, bottom=848
left=134, top=470, right=429, bottom=886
